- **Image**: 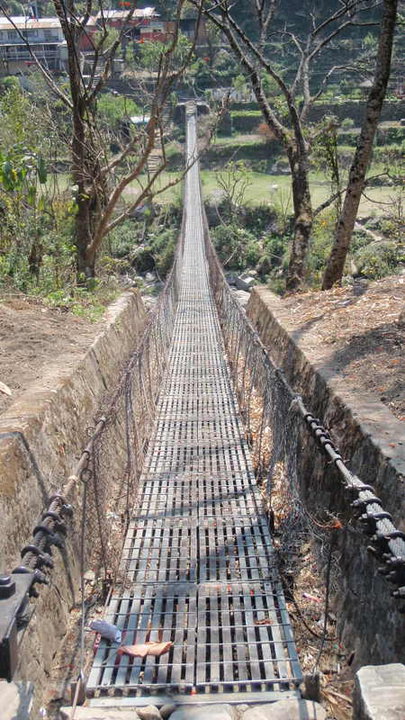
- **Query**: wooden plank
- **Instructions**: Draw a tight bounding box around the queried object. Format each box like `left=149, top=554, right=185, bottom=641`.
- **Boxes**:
left=114, top=592, right=142, bottom=687
left=128, top=585, right=155, bottom=686
left=87, top=595, right=121, bottom=689
left=207, top=585, right=221, bottom=685
left=229, top=586, right=249, bottom=683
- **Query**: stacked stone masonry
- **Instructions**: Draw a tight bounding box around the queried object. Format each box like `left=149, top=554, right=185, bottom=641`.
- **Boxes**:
left=0, top=290, right=147, bottom=709
left=246, top=287, right=405, bottom=668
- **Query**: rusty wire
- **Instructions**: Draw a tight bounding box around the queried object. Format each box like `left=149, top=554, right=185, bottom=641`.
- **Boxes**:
left=76, top=236, right=182, bottom=589
left=202, top=203, right=405, bottom=606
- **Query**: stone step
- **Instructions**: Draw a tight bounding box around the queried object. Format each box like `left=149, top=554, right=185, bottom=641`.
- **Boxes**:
left=59, top=709, right=138, bottom=720
left=0, top=680, right=33, bottom=720
left=353, top=663, right=405, bottom=720
left=59, top=700, right=326, bottom=720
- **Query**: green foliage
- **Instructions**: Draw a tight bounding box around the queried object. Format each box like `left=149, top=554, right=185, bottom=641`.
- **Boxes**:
left=354, top=241, right=404, bottom=279
left=306, top=205, right=404, bottom=286
left=93, top=27, right=119, bottom=53
left=137, top=33, right=192, bottom=72
left=338, top=125, right=405, bottom=147
left=232, top=74, right=249, bottom=98
left=262, top=234, right=288, bottom=267
left=216, top=161, right=252, bottom=208
left=106, top=219, right=139, bottom=258
left=341, top=117, right=355, bottom=129
left=0, top=144, right=47, bottom=195
left=97, top=93, right=141, bottom=130
left=150, top=228, right=177, bottom=277
left=44, top=283, right=121, bottom=321
left=0, top=192, right=77, bottom=293
left=0, top=76, right=19, bottom=93
left=208, top=201, right=289, bottom=280
left=102, top=206, right=181, bottom=281
left=306, top=210, right=335, bottom=285
left=211, top=224, right=260, bottom=271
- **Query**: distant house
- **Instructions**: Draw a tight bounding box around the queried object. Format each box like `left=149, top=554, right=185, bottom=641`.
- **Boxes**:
left=0, top=7, right=199, bottom=77
left=180, top=16, right=208, bottom=45
left=87, top=8, right=161, bottom=47
left=96, top=7, right=156, bottom=29
left=0, top=16, right=65, bottom=74
left=0, top=9, right=160, bottom=74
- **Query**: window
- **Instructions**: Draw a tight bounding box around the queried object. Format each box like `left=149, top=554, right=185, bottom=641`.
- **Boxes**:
left=44, top=28, right=60, bottom=40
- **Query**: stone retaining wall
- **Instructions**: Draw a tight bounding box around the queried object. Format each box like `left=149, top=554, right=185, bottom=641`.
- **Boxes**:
left=246, top=287, right=405, bottom=668
left=0, top=290, right=146, bottom=706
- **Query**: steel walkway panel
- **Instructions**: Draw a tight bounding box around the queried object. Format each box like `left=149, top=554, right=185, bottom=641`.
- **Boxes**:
left=87, top=109, right=301, bottom=701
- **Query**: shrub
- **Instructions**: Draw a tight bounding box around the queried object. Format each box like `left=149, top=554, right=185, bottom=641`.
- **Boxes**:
left=149, top=227, right=178, bottom=278
left=106, top=219, right=140, bottom=258
left=211, top=224, right=260, bottom=272
left=353, top=241, right=404, bottom=279
left=341, top=117, right=355, bottom=129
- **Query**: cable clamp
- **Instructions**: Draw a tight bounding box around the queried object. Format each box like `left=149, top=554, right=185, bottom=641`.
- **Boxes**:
left=20, top=545, right=54, bottom=569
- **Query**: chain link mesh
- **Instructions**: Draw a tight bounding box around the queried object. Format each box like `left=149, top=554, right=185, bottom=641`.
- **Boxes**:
left=79, top=248, right=182, bottom=585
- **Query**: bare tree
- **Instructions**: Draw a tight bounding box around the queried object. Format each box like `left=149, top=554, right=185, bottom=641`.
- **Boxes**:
left=322, top=0, right=399, bottom=289
left=192, top=0, right=379, bottom=291
left=1, top=0, right=201, bottom=278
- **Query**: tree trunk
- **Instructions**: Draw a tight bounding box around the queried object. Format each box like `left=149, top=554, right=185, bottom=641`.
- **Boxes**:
left=71, top=105, right=108, bottom=280
left=75, top=193, right=98, bottom=279
left=286, top=149, right=313, bottom=292
left=54, top=0, right=106, bottom=281
left=322, top=0, right=398, bottom=290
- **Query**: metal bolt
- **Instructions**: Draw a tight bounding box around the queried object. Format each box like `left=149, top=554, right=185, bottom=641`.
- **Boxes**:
left=0, top=574, right=16, bottom=599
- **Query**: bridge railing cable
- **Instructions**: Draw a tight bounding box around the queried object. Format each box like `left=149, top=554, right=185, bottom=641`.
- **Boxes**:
left=0, top=216, right=184, bottom=683
left=201, top=200, right=405, bottom=609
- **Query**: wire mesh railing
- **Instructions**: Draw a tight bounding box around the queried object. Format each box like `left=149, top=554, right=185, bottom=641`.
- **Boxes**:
left=81, top=244, right=184, bottom=587
left=202, top=202, right=405, bottom=608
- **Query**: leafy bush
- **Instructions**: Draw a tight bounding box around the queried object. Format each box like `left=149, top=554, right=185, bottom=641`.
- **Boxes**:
left=106, top=219, right=140, bottom=258
left=341, top=117, right=355, bottom=129
left=152, top=230, right=177, bottom=277
left=211, top=224, right=260, bottom=272
left=353, top=241, right=404, bottom=279
left=97, top=93, right=141, bottom=132
left=262, top=234, right=288, bottom=267
left=0, top=76, right=20, bottom=93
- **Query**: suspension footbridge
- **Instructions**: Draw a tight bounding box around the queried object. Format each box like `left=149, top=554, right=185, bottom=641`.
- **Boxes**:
left=2, top=105, right=404, bottom=716
left=85, top=107, right=301, bottom=705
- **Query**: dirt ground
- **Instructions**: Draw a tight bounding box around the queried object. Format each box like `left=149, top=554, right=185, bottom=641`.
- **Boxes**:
left=281, top=274, right=405, bottom=422
left=1, top=276, right=404, bottom=422
left=0, top=295, right=102, bottom=415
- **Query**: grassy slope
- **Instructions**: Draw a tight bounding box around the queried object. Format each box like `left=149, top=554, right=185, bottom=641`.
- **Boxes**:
left=126, top=168, right=399, bottom=218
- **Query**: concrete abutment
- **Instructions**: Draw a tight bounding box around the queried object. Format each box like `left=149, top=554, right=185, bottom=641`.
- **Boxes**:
left=0, top=290, right=147, bottom=712
left=246, top=286, right=405, bottom=669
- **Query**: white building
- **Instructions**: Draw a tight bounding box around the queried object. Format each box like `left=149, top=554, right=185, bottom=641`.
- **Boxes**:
left=0, top=17, right=65, bottom=74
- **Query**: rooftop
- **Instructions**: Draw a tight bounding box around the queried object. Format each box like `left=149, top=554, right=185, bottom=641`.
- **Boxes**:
left=0, top=8, right=157, bottom=32
left=0, top=16, right=63, bottom=31
left=95, top=8, right=157, bottom=20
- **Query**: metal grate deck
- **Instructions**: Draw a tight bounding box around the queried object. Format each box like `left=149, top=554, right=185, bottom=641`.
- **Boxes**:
left=87, top=108, right=301, bottom=703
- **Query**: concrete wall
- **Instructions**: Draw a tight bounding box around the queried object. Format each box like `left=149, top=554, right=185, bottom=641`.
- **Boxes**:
left=0, top=290, right=146, bottom=706
left=246, top=287, right=405, bottom=669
